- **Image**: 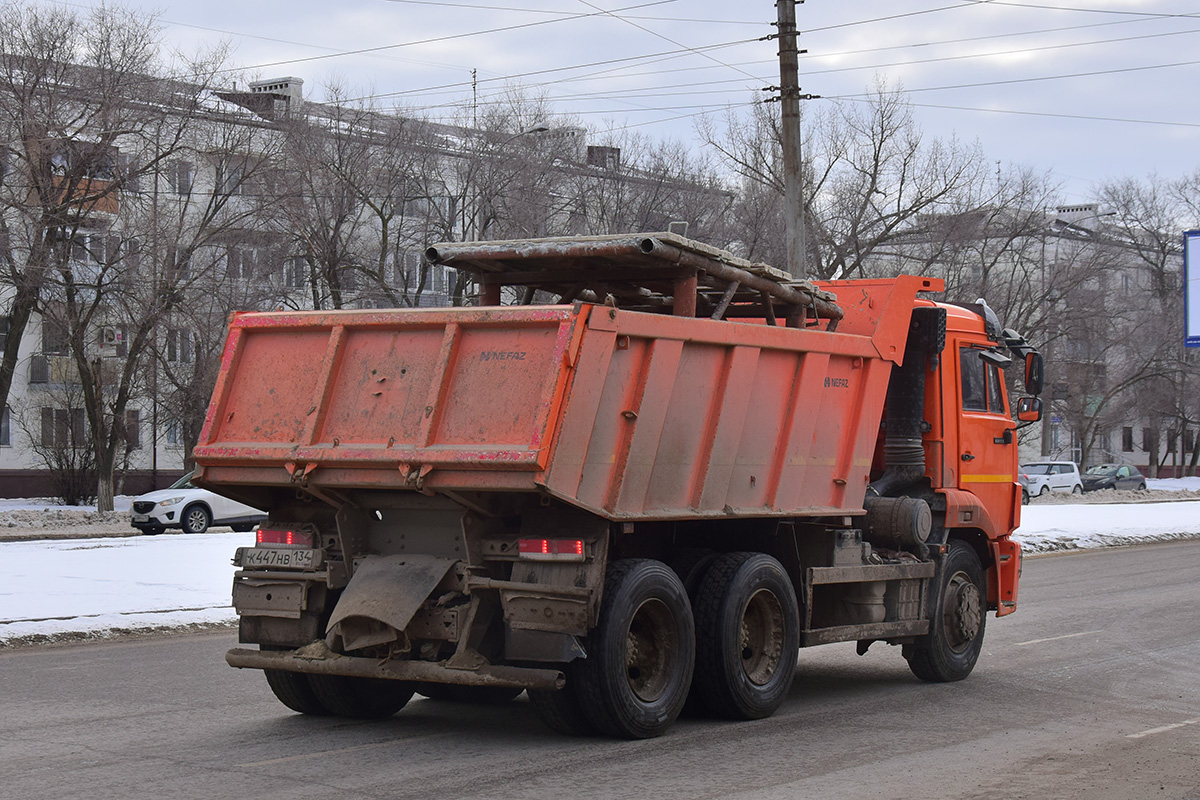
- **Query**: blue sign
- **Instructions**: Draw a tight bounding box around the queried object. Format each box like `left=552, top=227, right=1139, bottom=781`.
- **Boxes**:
left=1187, top=231, right=1200, bottom=347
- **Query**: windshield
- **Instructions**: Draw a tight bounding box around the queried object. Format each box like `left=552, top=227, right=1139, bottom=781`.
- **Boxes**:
left=168, top=472, right=196, bottom=490
left=1020, top=464, right=1054, bottom=475
left=1085, top=465, right=1118, bottom=476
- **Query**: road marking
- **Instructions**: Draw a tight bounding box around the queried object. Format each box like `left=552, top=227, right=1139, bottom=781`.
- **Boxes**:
left=1127, top=718, right=1200, bottom=739
left=1014, top=630, right=1103, bottom=646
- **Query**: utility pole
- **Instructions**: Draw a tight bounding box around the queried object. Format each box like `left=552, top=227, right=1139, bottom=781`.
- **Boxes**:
left=776, top=0, right=808, bottom=279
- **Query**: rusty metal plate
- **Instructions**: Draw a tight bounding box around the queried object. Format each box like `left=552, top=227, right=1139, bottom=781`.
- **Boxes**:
left=326, top=553, right=457, bottom=636
left=232, top=578, right=307, bottom=619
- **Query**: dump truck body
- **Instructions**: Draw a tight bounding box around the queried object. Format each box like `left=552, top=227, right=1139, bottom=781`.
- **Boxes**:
left=200, top=233, right=1041, bottom=738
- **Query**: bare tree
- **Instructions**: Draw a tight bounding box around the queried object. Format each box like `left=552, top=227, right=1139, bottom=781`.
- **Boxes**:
left=0, top=2, right=254, bottom=508
left=701, top=81, right=986, bottom=279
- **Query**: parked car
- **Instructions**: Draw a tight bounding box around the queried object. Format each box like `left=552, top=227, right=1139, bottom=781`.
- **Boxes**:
left=1082, top=463, right=1147, bottom=492
left=1018, top=461, right=1083, bottom=500
left=130, top=473, right=266, bottom=535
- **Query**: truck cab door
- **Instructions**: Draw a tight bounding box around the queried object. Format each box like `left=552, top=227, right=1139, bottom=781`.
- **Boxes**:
left=956, top=346, right=1018, bottom=534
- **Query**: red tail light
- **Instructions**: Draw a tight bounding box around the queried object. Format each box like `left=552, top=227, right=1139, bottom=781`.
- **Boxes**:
left=256, top=528, right=314, bottom=547
left=518, top=538, right=586, bottom=562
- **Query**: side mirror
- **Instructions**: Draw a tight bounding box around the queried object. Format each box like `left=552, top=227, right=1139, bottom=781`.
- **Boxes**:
left=1017, top=396, right=1042, bottom=422
left=1024, top=352, right=1044, bottom=396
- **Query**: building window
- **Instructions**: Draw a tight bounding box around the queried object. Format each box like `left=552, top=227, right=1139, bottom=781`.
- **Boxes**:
left=41, top=317, right=70, bottom=355
left=1122, top=427, right=1134, bottom=452
left=166, top=419, right=182, bottom=446
left=285, top=256, right=307, bottom=289
left=169, top=160, right=195, bottom=195
left=218, top=161, right=245, bottom=196
left=1, top=406, right=10, bottom=446
left=1142, top=427, right=1156, bottom=453
left=123, top=409, right=141, bottom=449
left=0, top=315, right=8, bottom=353
left=1186, top=429, right=1196, bottom=455
left=166, top=329, right=193, bottom=363
left=40, top=407, right=85, bottom=448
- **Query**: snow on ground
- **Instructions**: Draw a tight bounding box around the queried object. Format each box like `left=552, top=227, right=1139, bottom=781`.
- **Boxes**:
left=1013, top=499, right=1200, bottom=553
left=1147, top=476, right=1200, bottom=491
left=1, top=481, right=1199, bottom=646
left=0, top=532, right=253, bottom=646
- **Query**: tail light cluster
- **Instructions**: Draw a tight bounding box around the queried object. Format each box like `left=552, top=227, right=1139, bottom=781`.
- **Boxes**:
left=518, top=538, right=586, bottom=562
left=257, top=528, right=315, bottom=548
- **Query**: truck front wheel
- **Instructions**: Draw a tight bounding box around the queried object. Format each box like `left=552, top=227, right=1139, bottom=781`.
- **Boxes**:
left=907, top=540, right=987, bottom=682
left=576, top=559, right=695, bottom=739
left=692, top=552, right=799, bottom=720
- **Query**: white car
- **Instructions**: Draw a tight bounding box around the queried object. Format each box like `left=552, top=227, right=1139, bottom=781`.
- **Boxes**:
left=130, top=473, right=266, bottom=535
left=1019, top=461, right=1083, bottom=501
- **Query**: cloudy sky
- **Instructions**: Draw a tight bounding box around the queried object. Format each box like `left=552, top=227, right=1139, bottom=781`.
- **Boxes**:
left=52, top=0, right=1200, bottom=201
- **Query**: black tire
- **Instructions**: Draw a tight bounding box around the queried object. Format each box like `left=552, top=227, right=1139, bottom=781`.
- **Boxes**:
left=668, top=548, right=720, bottom=598
left=1021, top=489, right=1030, bottom=506
left=1071, top=484, right=1082, bottom=495
left=1038, top=485, right=1050, bottom=496
left=260, top=646, right=330, bottom=716
left=308, top=674, right=415, bottom=719
left=181, top=504, right=210, bottom=534
left=1138, top=482, right=1147, bottom=491
left=264, top=670, right=331, bottom=715
left=574, top=559, right=695, bottom=739
left=692, top=552, right=800, bottom=720
left=416, top=683, right=523, bottom=704
left=528, top=664, right=596, bottom=736
left=907, top=540, right=987, bottom=683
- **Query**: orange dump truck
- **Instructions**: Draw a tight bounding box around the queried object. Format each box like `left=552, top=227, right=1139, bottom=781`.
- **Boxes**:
left=198, top=233, right=1043, bottom=739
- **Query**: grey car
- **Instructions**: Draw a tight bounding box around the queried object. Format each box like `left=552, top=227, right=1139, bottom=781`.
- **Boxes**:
left=1081, top=464, right=1147, bottom=492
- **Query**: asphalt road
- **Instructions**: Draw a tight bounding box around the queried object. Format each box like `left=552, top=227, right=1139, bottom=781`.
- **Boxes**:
left=3, top=541, right=1198, bottom=800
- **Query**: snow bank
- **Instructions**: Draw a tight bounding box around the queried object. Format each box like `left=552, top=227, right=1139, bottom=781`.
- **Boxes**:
left=0, top=532, right=252, bottom=644
left=1014, top=500, right=1200, bottom=552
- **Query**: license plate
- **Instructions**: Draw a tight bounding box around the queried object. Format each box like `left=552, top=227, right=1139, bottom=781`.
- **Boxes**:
left=238, top=547, right=319, bottom=570
left=132, top=514, right=149, bottom=523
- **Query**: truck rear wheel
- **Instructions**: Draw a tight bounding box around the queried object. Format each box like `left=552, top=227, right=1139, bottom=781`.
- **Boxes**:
left=907, top=540, right=986, bottom=682
left=308, top=675, right=415, bottom=719
left=264, top=669, right=331, bottom=715
left=692, top=552, right=799, bottom=720
left=528, top=663, right=596, bottom=736
left=575, top=559, right=694, bottom=739
left=416, top=683, right=523, bottom=704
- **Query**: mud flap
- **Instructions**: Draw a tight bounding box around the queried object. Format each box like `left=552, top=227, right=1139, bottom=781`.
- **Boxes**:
left=326, top=554, right=458, bottom=652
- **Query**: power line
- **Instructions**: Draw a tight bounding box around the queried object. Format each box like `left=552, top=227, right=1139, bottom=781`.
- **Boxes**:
left=832, top=56, right=1200, bottom=97
left=381, top=0, right=762, bottom=24
left=572, top=0, right=763, bottom=84
left=214, top=0, right=678, bottom=75
left=350, top=38, right=758, bottom=103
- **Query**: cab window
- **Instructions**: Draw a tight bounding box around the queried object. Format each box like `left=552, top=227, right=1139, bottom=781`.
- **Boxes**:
left=986, top=362, right=1007, bottom=415
left=961, top=347, right=1008, bottom=415
left=960, top=348, right=986, bottom=411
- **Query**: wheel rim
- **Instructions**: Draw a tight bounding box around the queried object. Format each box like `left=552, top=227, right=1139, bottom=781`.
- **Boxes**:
left=624, top=598, right=678, bottom=703
left=740, top=589, right=786, bottom=685
left=942, top=571, right=982, bottom=653
left=186, top=508, right=207, bottom=531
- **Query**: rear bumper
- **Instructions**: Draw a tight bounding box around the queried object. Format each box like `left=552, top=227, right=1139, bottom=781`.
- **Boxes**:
left=227, top=641, right=566, bottom=691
